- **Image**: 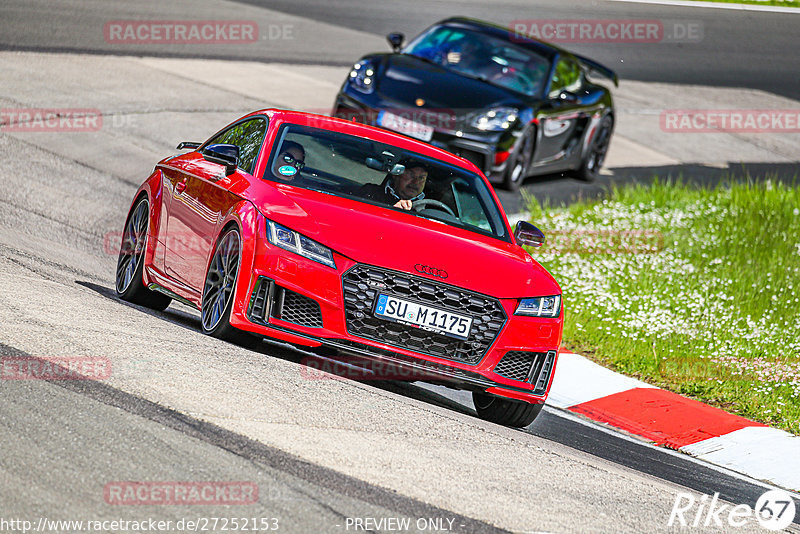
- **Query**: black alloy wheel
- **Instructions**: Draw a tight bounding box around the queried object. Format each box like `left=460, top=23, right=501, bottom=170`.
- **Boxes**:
left=201, top=228, right=242, bottom=339
left=115, top=198, right=171, bottom=311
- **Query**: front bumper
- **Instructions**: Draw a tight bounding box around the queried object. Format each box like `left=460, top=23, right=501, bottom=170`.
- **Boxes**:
left=229, top=235, right=562, bottom=405
left=333, top=93, right=516, bottom=182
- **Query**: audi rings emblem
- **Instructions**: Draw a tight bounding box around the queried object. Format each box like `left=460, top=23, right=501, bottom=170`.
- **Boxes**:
left=414, top=264, right=448, bottom=279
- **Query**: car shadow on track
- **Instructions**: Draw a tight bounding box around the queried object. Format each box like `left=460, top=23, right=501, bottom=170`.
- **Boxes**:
left=76, top=279, right=484, bottom=421
left=76, top=280, right=207, bottom=334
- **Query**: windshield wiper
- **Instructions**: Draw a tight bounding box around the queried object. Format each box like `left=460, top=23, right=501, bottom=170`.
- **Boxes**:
left=406, top=53, right=442, bottom=68
left=408, top=53, right=499, bottom=87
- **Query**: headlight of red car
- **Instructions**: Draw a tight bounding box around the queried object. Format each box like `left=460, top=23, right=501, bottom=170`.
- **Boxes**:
left=266, top=219, right=336, bottom=269
left=515, top=295, right=561, bottom=317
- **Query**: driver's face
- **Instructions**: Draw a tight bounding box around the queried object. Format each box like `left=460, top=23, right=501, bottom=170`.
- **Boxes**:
left=393, top=166, right=427, bottom=199
left=273, top=147, right=305, bottom=181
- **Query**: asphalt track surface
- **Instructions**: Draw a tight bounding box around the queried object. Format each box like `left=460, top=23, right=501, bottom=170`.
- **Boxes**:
left=3, top=0, right=799, bottom=99
left=1, top=1, right=799, bottom=532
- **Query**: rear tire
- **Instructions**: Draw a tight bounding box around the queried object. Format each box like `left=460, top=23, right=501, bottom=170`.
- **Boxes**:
left=575, top=115, right=613, bottom=182
left=472, top=392, right=543, bottom=428
left=115, top=197, right=172, bottom=311
left=201, top=228, right=242, bottom=340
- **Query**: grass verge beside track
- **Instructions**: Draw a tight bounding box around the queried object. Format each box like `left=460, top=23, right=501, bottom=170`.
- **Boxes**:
left=527, top=178, right=800, bottom=434
left=686, top=0, right=799, bottom=6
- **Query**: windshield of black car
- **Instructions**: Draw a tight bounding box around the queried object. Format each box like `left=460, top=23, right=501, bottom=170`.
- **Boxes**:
left=263, top=124, right=509, bottom=241
left=404, top=26, right=550, bottom=97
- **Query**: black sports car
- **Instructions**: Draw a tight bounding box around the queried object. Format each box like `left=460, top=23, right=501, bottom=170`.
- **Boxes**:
left=333, top=17, right=618, bottom=190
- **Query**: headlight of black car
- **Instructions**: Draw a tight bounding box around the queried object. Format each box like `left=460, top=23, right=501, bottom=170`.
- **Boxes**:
left=470, top=107, right=519, bottom=131
left=266, top=220, right=336, bottom=269
left=348, top=60, right=376, bottom=94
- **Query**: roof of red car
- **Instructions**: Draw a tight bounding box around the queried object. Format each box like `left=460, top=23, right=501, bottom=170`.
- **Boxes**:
left=248, top=108, right=481, bottom=174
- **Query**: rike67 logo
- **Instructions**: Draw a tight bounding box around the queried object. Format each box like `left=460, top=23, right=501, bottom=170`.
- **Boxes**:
left=668, top=489, right=797, bottom=531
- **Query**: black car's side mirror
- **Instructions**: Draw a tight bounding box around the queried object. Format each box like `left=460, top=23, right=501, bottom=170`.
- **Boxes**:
left=203, top=144, right=239, bottom=176
left=515, top=221, right=546, bottom=248
left=387, top=32, right=404, bottom=52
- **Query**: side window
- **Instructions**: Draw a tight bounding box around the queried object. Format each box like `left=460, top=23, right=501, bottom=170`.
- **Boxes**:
left=207, top=118, right=267, bottom=175
left=548, top=58, right=582, bottom=97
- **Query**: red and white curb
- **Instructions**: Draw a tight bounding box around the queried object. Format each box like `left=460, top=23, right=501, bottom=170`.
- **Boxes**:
left=548, top=350, right=800, bottom=491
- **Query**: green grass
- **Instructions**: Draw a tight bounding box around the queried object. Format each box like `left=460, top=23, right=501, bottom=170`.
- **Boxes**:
left=526, top=178, right=800, bottom=434
left=686, top=0, right=798, bottom=6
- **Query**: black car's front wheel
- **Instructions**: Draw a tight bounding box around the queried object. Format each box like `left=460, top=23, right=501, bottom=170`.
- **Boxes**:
left=115, top=197, right=172, bottom=311
left=576, top=115, right=613, bottom=181
left=472, top=392, right=543, bottom=428
left=201, top=228, right=242, bottom=339
left=503, top=129, right=535, bottom=192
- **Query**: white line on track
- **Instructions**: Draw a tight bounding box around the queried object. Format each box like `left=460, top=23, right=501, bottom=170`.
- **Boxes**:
left=606, top=0, right=800, bottom=13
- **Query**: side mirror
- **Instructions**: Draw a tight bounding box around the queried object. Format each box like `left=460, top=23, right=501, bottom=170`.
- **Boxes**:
left=176, top=141, right=201, bottom=150
left=203, top=144, right=239, bottom=176
left=515, top=221, right=546, bottom=247
left=387, top=32, right=404, bottom=52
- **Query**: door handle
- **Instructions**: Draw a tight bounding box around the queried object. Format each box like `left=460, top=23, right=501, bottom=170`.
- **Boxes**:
left=175, top=180, right=187, bottom=194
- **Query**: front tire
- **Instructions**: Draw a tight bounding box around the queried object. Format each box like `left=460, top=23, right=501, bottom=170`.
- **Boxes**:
left=575, top=115, right=613, bottom=182
left=472, top=392, right=543, bottom=428
left=201, top=228, right=242, bottom=340
left=115, top=197, right=172, bottom=311
left=502, top=129, right=534, bottom=192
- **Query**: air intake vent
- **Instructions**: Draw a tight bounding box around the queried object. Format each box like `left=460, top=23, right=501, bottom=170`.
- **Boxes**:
left=494, top=350, right=557, bottom=394
left=247, top=277, right=323, bottom=329
left=276, top=288, right=323, bottom=328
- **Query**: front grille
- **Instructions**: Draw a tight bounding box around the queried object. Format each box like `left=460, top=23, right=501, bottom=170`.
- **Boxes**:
left=494, top=350, right=557, bottom=394
left=342, top=264, right=506, bottom=365
left=247, top=277, right=323, bottom=328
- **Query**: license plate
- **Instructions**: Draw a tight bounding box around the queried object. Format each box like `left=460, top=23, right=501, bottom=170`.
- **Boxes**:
left=374, top=294, right=472, bottom=340
left=377, top=111, right=434, bottom=142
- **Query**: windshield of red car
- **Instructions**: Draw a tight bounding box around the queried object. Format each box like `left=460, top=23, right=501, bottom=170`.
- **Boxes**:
left=404, top=25, right=550, bottom=97
left=263, top=124, right=509, bottom=241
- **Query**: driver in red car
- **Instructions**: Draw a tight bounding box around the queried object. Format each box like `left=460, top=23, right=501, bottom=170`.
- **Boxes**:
left=359, top=159, right=428, bottom=211
left=271, top=141, right=306, bottom=181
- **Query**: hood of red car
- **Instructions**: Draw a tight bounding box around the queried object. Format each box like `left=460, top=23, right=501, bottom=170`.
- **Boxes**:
left=254, top=184, right=560, bottom=299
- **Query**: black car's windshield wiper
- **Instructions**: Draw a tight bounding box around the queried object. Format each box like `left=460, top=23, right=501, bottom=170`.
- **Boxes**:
left=408, top=53, right=497, bottom=87
left=456, top=71, right=494, bottom=85
left=406, top=53, right=441, bottom=68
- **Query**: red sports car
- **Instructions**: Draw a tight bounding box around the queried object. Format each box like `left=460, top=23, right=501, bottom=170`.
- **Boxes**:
left=115, top=109, right=563, bottom=427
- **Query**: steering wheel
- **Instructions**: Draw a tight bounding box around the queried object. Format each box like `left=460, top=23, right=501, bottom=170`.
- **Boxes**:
left=412, top=199, right=456, bottom=217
